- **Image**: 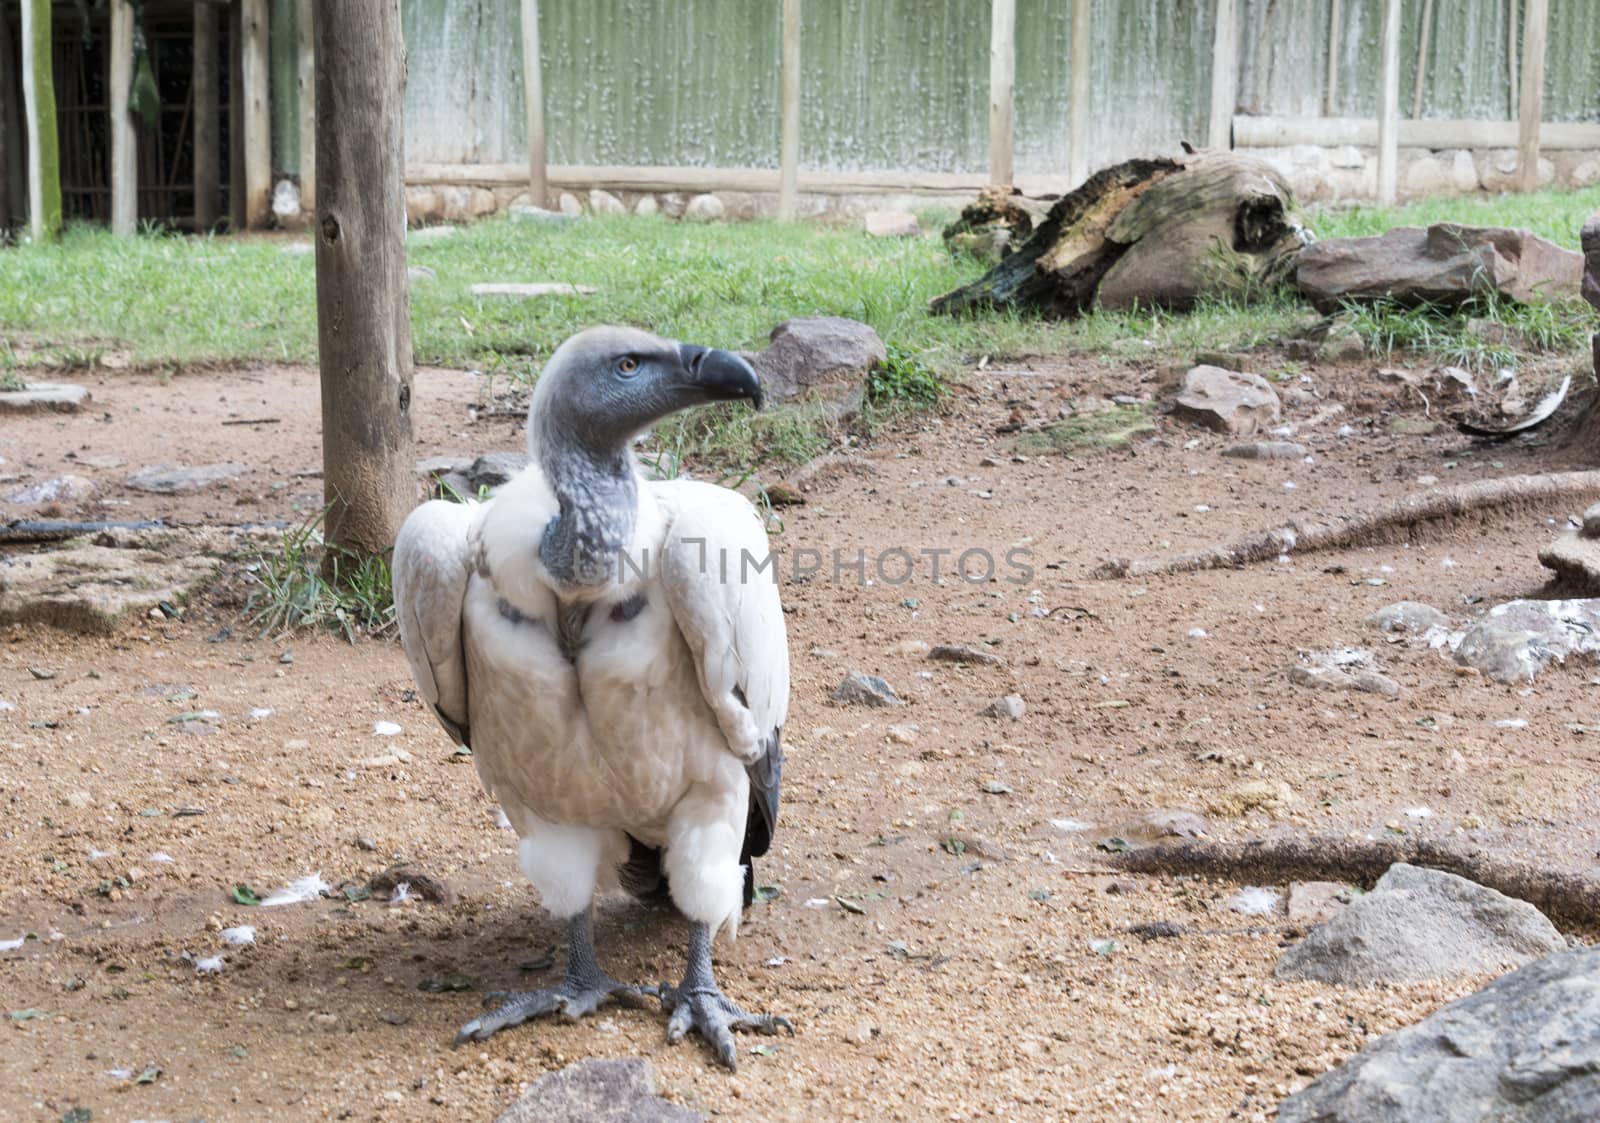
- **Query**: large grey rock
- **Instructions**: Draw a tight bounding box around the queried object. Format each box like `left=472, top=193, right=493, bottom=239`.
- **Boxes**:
left=832, top=670, right=902, bottom=707
left=495, top=1058, right=700, bottom=1123
left=0, top=382, right=91, bottom=414
left=422, top=451, right=529, bottom=498
left=746, top=317, right=886, bottom=420
left=4, top=475, right=95, bottom=504
left=1452, top=598, right=1600, bottom=683
left=1278, top=945, right=1600, bottom=1123
left=1170, top=366, right=1280, bottom=436
left=1275, top=863, right=1565, bottom=986
left=1539, top=535, right=1600, bottom=595
left=126, top=462, right=248, bottom=493
left=1296, top=224, right=1584, bottom=312
left=1363, top=601, right=1451, bottom=635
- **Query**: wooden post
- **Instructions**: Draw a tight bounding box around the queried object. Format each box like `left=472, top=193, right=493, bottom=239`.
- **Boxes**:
left=1410, top=0, right=1434, bottom=118
left=519, top=0, right=546, bottom=207
left=1068, top=0, right=1090, bottom=186
left=312, top=0, right=416, bottom=558
left=193, top=2, right=219, bottom=230
left=229, top=2, right=245, bottom=228
left=297, top=0, right=315, bottom=212
left=1323, top=0, right=1341, bottom=116
left=0, top=0, right=25, bottom=231
left=240, top=0, right=271, bottom=228
left=988, top=0, right=1015, bottom=186
left=1517, top=0, right=1548, bottom=192
left=1376, top=0, right=1401, bottom=206
left=19, top=0, right=60, bottom=242
left=1507, top=0, right=1519, bottom=120
left=778, top=0, right=800, bottom=219
left=109, top=0, right=137, bottom=235
left=1208, top=0, right=1237, bottom=149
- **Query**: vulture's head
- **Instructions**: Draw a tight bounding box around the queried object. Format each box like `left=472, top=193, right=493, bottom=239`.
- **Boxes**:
left=530, top=326, right=762, bottom=458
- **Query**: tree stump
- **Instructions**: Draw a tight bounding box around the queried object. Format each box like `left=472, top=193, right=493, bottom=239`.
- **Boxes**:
left=931, top=150, right=1306, bottom=318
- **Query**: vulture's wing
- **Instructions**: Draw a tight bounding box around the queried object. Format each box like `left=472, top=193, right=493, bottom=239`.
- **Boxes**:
left=392, top=499, right=479, bottom=749
left=656, top=480, right=790, bottom=860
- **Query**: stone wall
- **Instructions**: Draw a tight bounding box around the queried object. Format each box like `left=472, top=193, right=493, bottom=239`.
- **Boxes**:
left=1242, top=145, right=1600, bottom=205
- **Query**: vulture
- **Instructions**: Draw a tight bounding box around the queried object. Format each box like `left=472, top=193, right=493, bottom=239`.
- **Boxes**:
left=392, top=326, right=791, bottom=1069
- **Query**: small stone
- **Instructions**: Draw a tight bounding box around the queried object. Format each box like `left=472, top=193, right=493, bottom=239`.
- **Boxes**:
left=28, top=667, right=57, bottom=680
left=495, top=1058, right=698, bottom=1123
left=356, top=837, right=378, bottom=852
left=284, top=997, right=300, bottom=1011
left=831, top=671, right=901, bottom=707
left=126, top=462, right=248, bottom=494
left=1171, top=366, right=1281, bottom=436
left=843, top=1018, right=875, bottom=1045
left=980, top=694, right=1025, bottom=720
left=633, top=195, right=659, bottom=217
left=5, top=475, right=96, bottom=504
left=557, top=192, right=584, bottom=216
left=684, top=193, right=725, bottom=222
left=1363, top=601, right=1451, bottom=635
left=1211, top=779, right=1293, bottom=818
left=863, top=210, right=920, bottom=238
left=1287, top=881, right=1353, bottom=925
left=928, top=644, right=1004, bottom=667
left=887, top=725, right=917, bottom=745
left=1220, top=441, right=1307, bottom=460
left=763, top=481, right=804, bottom=506
left=1583, top=502, right=1600, bottom=539
left=587, top=189, right=626, bottom=216
left=0, top=382, right=92, bottom=415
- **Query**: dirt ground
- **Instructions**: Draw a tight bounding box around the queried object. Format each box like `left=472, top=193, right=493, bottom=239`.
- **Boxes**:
left=2, top=353, right=1598, bottom=1122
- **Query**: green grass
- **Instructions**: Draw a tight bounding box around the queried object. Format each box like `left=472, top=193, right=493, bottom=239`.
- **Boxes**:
left=1309, top=184, right=1600, bottom=246
left=245, top=510, right=395, bottom=642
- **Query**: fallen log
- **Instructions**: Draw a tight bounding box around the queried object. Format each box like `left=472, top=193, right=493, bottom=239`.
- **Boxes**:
left=932, top=149, right=1307, bottom=318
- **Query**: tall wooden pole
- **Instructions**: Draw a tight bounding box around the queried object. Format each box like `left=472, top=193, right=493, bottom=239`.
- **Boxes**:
left=0, top=0, right=26, bottom=231
left=1507, top=0, right=1519, bottom=120
left=240, top=0, right=271, bottom=228
left=1410, top=0, right=1434, bottom=118
left=312, top=0, right=416, bottom=558
left=1208, top=0, right=1238, bottom=149
left=519, top=0, right=546, bottom=206
left=1068, top=0, right=1090, bottom=186
left=988, top=0, right=1015, bottom=186
left=778, top=0, right=800, bottom=219
left=1323, top=0, right=1341, bottom=116
left=193, top=2, right=219, bottom=230
left=20, top=0, right=60, bottom=242
left=228, top=2, right=245, bottom=228
left=297, top=0, right=315, bottom=212
left=109, top=0, right=137, bottom=235
left=1376, top=0, right=1401, bottom=206
left=1517, top=0, right=1548, bottom=192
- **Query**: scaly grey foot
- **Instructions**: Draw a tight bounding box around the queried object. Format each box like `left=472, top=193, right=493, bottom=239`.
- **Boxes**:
left=656, top=921, right=794, bottom=1071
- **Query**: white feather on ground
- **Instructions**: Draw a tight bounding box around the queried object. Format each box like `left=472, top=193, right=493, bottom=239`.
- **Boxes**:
left=221, top=926, right=256, bottom=946
left=1229, top=887, right=1281, bottom=916
left=259, top=873, right=330, bottom=907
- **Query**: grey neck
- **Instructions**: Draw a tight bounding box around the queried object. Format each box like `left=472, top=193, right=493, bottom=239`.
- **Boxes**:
left=537, top=438, right=638, bottom=589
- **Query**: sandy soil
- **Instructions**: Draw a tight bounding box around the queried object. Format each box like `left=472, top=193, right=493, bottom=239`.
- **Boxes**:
left=1, top=355, right=1597, bottom=1122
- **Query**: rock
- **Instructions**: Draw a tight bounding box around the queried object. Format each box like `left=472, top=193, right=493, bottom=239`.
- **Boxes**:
left=1296, top=224, right=1584, bottom=312
left=126, top=462, right=248, bottom=494
left=366, top=863, right=457, bottom=906
left=1170, top=366, right=1281, bottom=436
left=928, top=643, right=1004, bottom=667
left=1453, top=598, right=1600, bottom=681
left=4, top=475, right=95, bottom=504
left=1136, top=808, right=1209, bottom=839
left=469, top=282, right=596, bottom=299
left=1290, top=663, right=1400, bottom=697
left=634, top=195, right=659, bottom=217
left=0, top=527, right=229, bottom=634
left=1211, top=779, right=1294, bottom=817
left=587, top=189, right=626, bottom=216
left=980, top=694, right=1024, bottom=720
left=509, top=205, right=579, bottom=227
left=423, top=451, right=530, bottom=498
left=745, top=316, right=886, bottom=420
left=1287, top=881, right=1354, bottom=925
left=1316, top=321, right=1368, bottom=362
left=864, top=210, right=920, bottom=238
left=843, top=1018, right=876, bottom=1045
left=1275, top=863, right=1564, bottom=986
left=684, top=193, right=725, bottom=222
left=557, top=192, right=584, bottom=217
left=407, top=265, right=436, bottom=284
left=271, top=179, right=302, bottom=222
left=1363, top=601, right=1451, bottom=635
left=495, top=1057, right=700, bottom=1123
left=0, top=382, right=91, bottom=414
left=1221, top=440, right=1307, bottom=460
left=762, top=481, right=804, bottom=506
left=1401, top=156, right=1450, bottom=197
left=831, top=670, right=902, bottom=707
left=659, top=193, right=687, bottom=220
left=1277, top=944, right=1600, bottom=1123
left=1584, top=502, right=1600, bottom=539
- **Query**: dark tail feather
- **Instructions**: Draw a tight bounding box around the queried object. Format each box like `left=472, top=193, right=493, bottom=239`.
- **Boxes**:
left=618, top=834, right=673, bottom=906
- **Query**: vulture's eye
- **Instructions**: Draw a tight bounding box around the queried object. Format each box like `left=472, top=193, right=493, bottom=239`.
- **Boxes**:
left=616, top=357, right=639, bottom=377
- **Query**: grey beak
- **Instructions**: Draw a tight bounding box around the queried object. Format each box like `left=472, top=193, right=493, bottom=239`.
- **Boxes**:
left=678, top=343, right=764, bottom=411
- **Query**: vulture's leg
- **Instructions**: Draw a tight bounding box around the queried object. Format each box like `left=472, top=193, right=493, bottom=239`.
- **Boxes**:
left=452, top=907, right=646, bottom=1045
left=657, top=921, right=793, bottom=1071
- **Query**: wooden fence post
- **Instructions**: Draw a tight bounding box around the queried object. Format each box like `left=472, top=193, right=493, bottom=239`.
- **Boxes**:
left=194, top=2, right=219, bottom=230
left=1410, top=0, right=1434, bottom=118
left=298, top=0, right=315, bottom=212
left=1518, top=0, right=1548, bottom=192
left=1209, top=0, right=1237, bottom=149
left=1376, top=0, right=1401, bottom=206
left=1068, top=0, right=1090, bottom=186
left=109, top=0, right=136, bottom=234
left=20, top=0, right=60, bottom=242
left=520, top=0, right=547, bottom=206
left=312, top=0, right=416, bottom=558
left=988, top=0, right=1015, bottom=186
left=240, top=0, right=271, bottom=228
left=778, top=0, right=800, bottom=218
left=1323, top=0, right=1342, bottom=116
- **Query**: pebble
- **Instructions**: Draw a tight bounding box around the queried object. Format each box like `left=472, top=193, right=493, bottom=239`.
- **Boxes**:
left=980, top=695, right=1025, bottom=720
left=831, top=670, right=902, bottom=707
left=928, top=644, right=1004, bottom=667
left=844, top=1019, right=876, bottom=1045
